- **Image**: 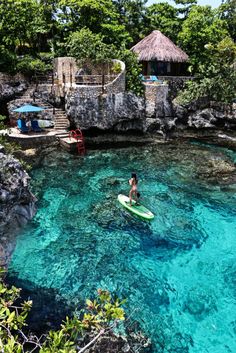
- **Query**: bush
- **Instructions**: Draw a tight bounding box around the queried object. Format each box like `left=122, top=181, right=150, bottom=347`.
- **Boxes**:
left=67, top=28, right=114, bottom=65
left=111, top=61, right=122, bottom=74
left=176, top=37, right=236, bottom=104
left=0, top=268, right=126, bottom=353
left=0, top=115, right=7, bottom=130
left=38, top=52, right=55, bottom=65
left=16, top=55, right=50, bottom=77
left=0, top=46, right=16, bottom=74
left=116, top=49, right=144, bottom=96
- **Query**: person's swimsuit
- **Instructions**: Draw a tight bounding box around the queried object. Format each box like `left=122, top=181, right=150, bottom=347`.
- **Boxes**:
left=130, top=178, right=137, bottom=191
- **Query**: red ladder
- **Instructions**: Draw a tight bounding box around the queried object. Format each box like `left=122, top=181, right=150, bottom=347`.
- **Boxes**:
left=69, top=129, right=86, bottom=155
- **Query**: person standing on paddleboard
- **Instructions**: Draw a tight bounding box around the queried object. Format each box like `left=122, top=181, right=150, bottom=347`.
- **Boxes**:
left=129, top=173, right=138, bottom=206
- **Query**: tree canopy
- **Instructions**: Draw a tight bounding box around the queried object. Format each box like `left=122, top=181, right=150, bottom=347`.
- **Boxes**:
left=178, top=5, right=229, bottom=70
left=145, top=3, right=181, bottom=42
left=176, top=37, right=236, bottom=104
left=0, top=0, right=235, bottom=99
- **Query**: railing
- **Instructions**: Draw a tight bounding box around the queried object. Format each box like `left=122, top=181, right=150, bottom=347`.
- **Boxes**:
left=158, top=75, right=193, bottom=81
left=31, top=72, right=53, bottom=84
left=75, top=74, right=117, bottom=86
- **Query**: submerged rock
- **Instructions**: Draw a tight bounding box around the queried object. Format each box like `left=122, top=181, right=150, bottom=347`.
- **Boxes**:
left=196, top=154, right=236, bottom=181
left=77, top=325, right=152, bottom=353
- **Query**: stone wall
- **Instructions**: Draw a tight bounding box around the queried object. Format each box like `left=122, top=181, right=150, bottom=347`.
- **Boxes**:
left=145, top=84, right=172, bottom=121
left=53, top=57, right=77, bottom=86
left=53, top=57, right=126, bottom=97
left=68, top=63, right=126, bottom=99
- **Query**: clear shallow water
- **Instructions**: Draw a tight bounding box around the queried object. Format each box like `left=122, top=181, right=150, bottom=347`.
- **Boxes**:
left=7, top=142, right=236, bottom=353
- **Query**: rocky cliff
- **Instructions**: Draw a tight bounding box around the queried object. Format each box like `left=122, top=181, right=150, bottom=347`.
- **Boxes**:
left=0, top=146, right=36, bottom=266
left=66, top=91, right=146, bottom=132
left=1, top=72, right=235, bottom=136
left=66, top=85, right=236, bottom=136
left=0, top=73, right=28, bottom=103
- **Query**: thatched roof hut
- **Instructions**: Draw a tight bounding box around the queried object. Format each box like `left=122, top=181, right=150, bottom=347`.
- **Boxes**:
left=131, top=31, right=188, bottom=76
left=131, top=30, right=189, bottom=62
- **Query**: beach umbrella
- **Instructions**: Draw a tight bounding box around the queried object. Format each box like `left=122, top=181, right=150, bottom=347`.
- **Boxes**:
left=12, top=104, right=45, bottom=113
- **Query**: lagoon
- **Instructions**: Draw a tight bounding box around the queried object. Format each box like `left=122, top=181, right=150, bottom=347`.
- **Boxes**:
left=7, top=141, right=236, bottom=352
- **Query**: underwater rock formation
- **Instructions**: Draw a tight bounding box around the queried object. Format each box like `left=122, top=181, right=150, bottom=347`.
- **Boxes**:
left=0, top=146, right=36, bottom=266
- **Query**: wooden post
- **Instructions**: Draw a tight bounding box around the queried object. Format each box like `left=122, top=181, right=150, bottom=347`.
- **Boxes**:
left=102, top=62, right=105, bottom=94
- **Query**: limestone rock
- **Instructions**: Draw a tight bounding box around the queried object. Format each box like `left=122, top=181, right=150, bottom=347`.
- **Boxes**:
left=188, top=109, right=217, bottom=129
left=66, top=92, right=145, bottom=131
left=155, top=85, right=172, bottom=118
left=0, top=147, right=36, bottom=265
left=0, top=73, right=28, bottom=101
left=77, top=327, right=152, bottom=353
left=174, top=100, right=236, bottom=131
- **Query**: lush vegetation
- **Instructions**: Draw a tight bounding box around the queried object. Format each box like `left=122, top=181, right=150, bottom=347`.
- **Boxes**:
left=0, top=0, right=235, bottom=98
left=0, top=268, right=126, bottom=353
left=177, top=37, right=236, bottom=104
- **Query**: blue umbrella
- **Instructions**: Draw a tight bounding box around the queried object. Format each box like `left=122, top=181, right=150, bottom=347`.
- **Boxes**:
left=12, top=104, right=45, bottom=113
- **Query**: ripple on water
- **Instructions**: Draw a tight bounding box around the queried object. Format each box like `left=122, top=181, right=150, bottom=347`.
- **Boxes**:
left=7, top=143, right=236, bottom=353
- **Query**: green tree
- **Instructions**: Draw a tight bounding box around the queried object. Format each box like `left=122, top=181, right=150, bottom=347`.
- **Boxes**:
left=16, top=55, right=50, bottom=76
left=0, top=0, right=48, bottom=53
left=112, top=0, right=147, bottom=45
left=218, top=0, right=236, bottom=41
left=174, top=0, right=197, bottom=18
left=58, top=0, right=129, bottom=47
left=116, top=49, right=144, bottom=96
left=67, top=28, right=115, bottom=64
left=67, top=29, right=144, bottom=96
left=145, top=2, right=181, bottom=42
left=176, top=37, right=236, bottom=104
left=0, top=45, right=16, bottom=73
left=178, top=5, right=229, bottom=70
left=0, top=268, right=33, bottom=352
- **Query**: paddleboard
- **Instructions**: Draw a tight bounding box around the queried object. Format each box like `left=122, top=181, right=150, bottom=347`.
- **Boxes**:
left=118, top=194, right=154, bottom=220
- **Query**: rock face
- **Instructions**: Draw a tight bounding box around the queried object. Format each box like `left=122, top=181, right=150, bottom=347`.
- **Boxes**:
left=0, top=73, right=28, bottom=102
left=66, top=92, right=146, bottom=132
left=1, top=70, right=235, bottom=136
left=174, top=100, right=236, bottom=131
left=0, top=146, right=36, bottom=266
left=67, top=84, right=236, bottom=136
left=77, top=326, right=152, bottom=353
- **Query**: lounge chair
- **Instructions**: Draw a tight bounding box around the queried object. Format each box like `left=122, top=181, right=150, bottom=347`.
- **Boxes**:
left=17, top=119, right=29, bottom=133
left=150, top=75, right=163, bottom=83
left=140, top=74, right=145, bottom=81
left=31, top=120, right=43, bottom=132
left=141, top=75, right=153, bottom=82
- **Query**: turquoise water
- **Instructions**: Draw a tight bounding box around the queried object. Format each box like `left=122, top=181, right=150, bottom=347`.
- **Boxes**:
left=7, top=142, right=236, bottom=352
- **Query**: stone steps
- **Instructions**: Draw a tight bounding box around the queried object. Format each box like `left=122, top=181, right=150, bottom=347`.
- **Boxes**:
left=55, top=116, right=68, bottom=120
left=10, top=84, right=71, bottom=130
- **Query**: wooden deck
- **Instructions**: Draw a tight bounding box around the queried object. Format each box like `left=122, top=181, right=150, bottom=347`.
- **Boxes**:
left=2, top=128, right=68, bottom=148
left=59, top=137, right=83, bottom=152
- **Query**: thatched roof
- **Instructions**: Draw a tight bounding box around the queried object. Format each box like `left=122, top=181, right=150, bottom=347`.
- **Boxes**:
left=131, top=30, right=189, bottom=63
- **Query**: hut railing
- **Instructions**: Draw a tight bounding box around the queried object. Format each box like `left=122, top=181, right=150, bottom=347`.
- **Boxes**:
left=158, top=75, right=193, bottom=81
left=75, top=74, right=117, bottom=86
